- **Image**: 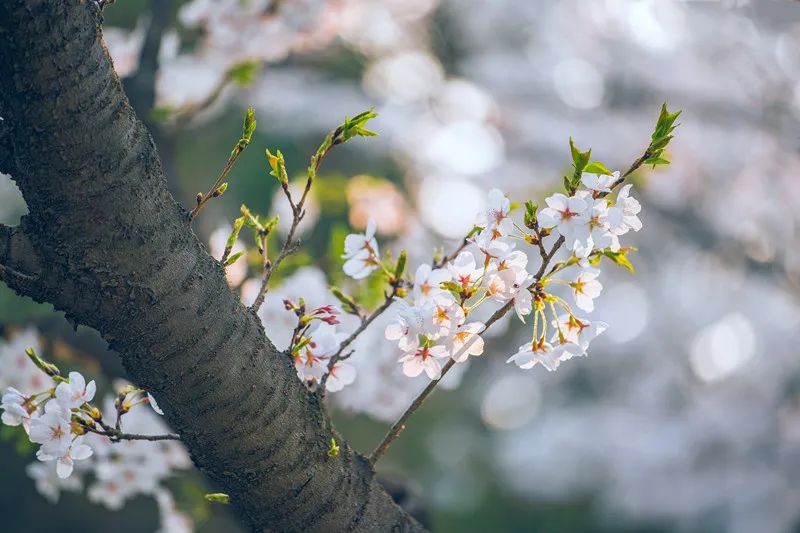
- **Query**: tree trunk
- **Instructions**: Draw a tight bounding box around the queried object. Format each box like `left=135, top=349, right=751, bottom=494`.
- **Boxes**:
left=0, top=1, right=422, bottom=531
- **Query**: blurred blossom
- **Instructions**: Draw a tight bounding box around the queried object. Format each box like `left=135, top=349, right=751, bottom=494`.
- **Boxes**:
left=424, top=121, right=505, bottom=177
left=346, top=175, right=408, bottom=236
left=552, top=57, right=605, bottom=110
left=363, top=52, right=444, bottom=103
left=431, top=80, right=495, bottom=124
left=102, top=22, right=146, bottom=78
left=481, top=374, right=541, bottom=431
left=689, top=313, right=756, bottom=384
left=417, top=177, right=484, bottom=239
left=596, top=282, right=648, bottom=344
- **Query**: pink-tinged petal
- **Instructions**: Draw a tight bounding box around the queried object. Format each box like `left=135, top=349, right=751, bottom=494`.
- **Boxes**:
left=468, top=335, right=485, bottom=356
left=333, top=363, right=356, bottom=385
left=402, top=358, right=425, bottom=378
left=422, top=358, right=442, bottom=380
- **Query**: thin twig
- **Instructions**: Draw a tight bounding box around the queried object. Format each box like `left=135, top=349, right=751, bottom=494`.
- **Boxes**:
left=250, top=132, right=339, bottom=312
left=319, top=286, right=399, bottom=393
left=189, top=150, right=245, bottom=219
left=434, top=237, right=469, bottom=269
left=90, top=427, right=180, bottom=442
left=369, top=147, right=653, bottom=464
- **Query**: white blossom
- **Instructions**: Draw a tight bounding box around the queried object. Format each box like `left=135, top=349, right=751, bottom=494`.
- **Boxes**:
left=412, top=263, right=452, bottom=304
left=55, top=371, right=96, bottom=410
left=607, top=184, right=643, bottom=236
left=385, top=299, right=438, bottom=351
left=570, top=267, right=603, bottom=312
left=536, top=193, right=590, bottom=250
left=342, top=218, right=381, bottom=280
left=506, top=341, right=577, bottom=372
left=552, top=314, right=608, bottom=354
left=325, top=362, right=357, bottom=393
left=581, top=171, right=619, bottom=193
left=446, top=322, right=485, bottom=362
left=480, top=188, right=514, bottom=237
left=399, top=345, right=449, bottom=379
left=29, top=402, right=72, bottom=459
left=447, top=250, right=481, bottom=289
left=1, top=387, right=35, bottom=430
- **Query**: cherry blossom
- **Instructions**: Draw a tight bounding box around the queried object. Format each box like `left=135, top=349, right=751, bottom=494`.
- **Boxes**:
left=570, top=267, right=603, bottom=312
left=28, top=402, right=72, bottom=459
left=431, top=301, right=465, bottom=336
left=399, top=344, right=449, bottom=379
left=38, top=441, right=93, bottom=480
left=325, top=362, right=357, bottom=393
left=581, top=171, right=619, bottom=193
left=385, top=299, right=438, bottom=351
left=480, top=188, right=514, bottom=237
left=607, top=184, right=643, bottom=235
left=573, top=195, right=619, bottom=256
left=552, top=314, right=608, bottom=353
left=25, top=461, right=82, bottom=504
left=55, top=371, right=96, bottom=410
left=448, top=250, right=482, bottom=289
left=1, top=387, right=36, bottom=430
left=295, top=325, right=345, bottom=384
left=342, top=218, right=381, bottom=279
left=506, top=341, right=576, bottom=372
left=446, top=322, right=485, bottom=362
left=536, top=193, right=589, bottom=250
left=412, top=263, right=452, bottom=303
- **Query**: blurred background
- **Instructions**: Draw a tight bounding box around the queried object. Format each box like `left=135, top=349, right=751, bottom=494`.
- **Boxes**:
left=3, top=0, right=800, bottom=531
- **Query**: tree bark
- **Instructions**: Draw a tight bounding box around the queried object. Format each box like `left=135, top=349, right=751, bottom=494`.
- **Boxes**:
left=0, top=1, right=422, bottom=531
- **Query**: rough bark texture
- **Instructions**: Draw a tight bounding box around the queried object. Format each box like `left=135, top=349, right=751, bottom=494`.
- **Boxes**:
left=0, top=2, right=422, bottom=531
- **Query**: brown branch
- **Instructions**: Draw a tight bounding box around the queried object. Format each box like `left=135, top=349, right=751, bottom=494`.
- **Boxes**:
left=87, top=424, right=180, bottom=442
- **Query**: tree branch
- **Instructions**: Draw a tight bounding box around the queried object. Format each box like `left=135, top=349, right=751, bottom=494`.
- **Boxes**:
left=0, top=2, right=422, bottom=530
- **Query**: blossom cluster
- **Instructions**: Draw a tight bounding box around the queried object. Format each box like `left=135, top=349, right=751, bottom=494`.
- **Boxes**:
left=335, top=172, right=642, bottom=378
left=0, top=333, right=192, bottom=531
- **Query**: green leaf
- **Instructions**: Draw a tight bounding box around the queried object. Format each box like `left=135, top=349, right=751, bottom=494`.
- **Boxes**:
left=601, top=248, right=637, bottom=273
left=227, top=61, right=261, bottom=86
left=265, top=148, right=288, bottom=185
left=394, top=249, right=407, bottom=279
left=223, top=251, right=245, bottom=267
left=583, top=161, right=613, bottom=176
left=524, top=200, right=538, bottom=229
left=204, top=493, right=231, bottom=505
left=330, top=286, right=359, bottom=315
left=569, top=137, right=592, bottom=173
left=241, top=106, right=257, bottom=144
